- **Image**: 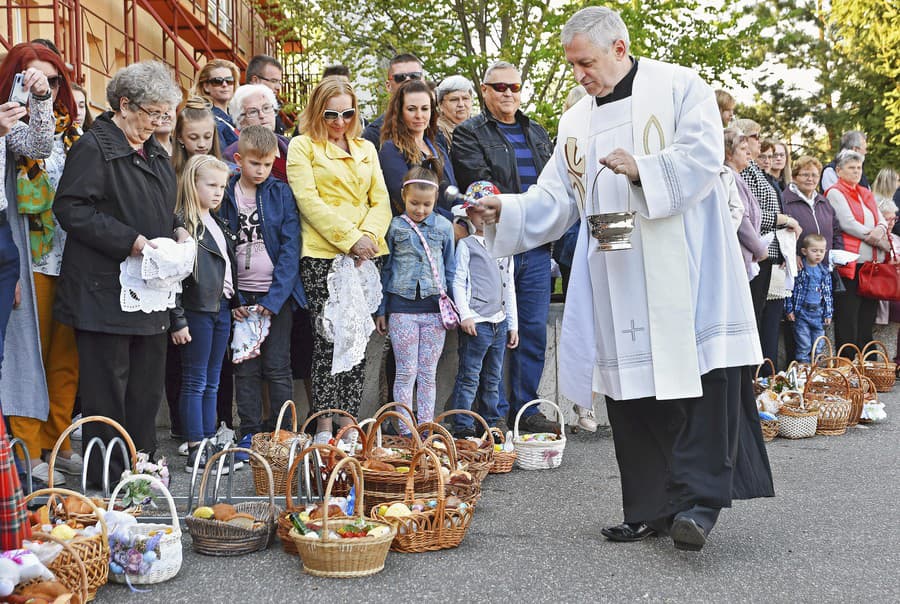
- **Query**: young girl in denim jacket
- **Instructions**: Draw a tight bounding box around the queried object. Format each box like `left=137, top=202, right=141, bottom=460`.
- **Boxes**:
left=375, top=167, right=456, bottom=431
left=170, top=156, right=238, bottom=471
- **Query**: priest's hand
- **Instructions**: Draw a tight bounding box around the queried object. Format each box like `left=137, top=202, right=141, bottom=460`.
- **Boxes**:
left=469, top=197, right=502, bottom=225
left=599, top=149, right=639, bottom=181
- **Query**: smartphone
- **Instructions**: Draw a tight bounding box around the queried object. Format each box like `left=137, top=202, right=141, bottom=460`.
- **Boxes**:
left=9, top=72, right=30, bottom=106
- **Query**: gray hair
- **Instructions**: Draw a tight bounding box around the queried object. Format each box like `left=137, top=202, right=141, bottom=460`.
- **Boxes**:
left=561, top=6, right=630, bottom=50
left=484, top=61, right=519, bottom=82
left=229, top=84, right=278, bottom=127
left=436, top=75, right=475, bottom=104
left=840, top=130, right=866, bottom=150
left=723, top=127, right=747, bottom=156
left=107, top=61, right=182, bottom=112
left=835, top=149, right=864, bottom=168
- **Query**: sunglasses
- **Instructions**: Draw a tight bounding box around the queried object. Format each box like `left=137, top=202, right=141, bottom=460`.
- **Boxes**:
left=204, top=76, right=235, bottom=86
left=392, top=72, right=423, bottom=84
left=323, top=108, right=356, bottom=121
left=47, top=75, right=63, bottom=89
left=484, top=82, right=522, bottom=93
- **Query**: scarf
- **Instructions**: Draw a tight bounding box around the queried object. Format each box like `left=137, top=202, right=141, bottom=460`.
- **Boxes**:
left=16, top=109, right=80, bottom=262
left=827, top=178, right=880, bottom=278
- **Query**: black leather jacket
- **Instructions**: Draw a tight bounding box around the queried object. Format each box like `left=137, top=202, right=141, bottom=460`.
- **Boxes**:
left=169, top=212, right=239, bottom=332
left=450, top=108, right=553, bottom=193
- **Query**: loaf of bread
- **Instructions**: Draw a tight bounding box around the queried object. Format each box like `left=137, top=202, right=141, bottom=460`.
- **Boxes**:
left=212, top=503, right=238, bottom=521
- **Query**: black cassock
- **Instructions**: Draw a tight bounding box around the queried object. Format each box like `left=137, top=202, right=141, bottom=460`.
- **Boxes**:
left=606, top=366, right=774, bottom=525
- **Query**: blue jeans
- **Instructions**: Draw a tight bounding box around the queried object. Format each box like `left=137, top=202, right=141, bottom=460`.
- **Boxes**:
left=499, top=247, right=550, bottom=420
left=450, top=320, right=508, bottom=430
left=179, top=305, right=232, bottom=443
left=0, top=219, right=20, bottom=411
left=233, top=292, right=293, bottom=437
left=792, top=304, right=825, bottom=363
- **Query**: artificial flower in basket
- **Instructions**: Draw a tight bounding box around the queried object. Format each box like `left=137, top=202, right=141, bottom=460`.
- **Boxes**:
left=118, top=453, right=170, bottom=510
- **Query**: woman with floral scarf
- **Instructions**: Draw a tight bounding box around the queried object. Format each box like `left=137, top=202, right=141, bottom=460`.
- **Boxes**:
left=0, top=43, right=83, bottom=487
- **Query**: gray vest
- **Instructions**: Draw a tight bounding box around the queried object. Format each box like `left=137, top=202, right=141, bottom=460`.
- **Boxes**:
left=463, top=237, right=503, bottom=317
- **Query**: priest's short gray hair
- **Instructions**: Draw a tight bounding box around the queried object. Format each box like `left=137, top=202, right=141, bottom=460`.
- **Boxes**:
left=107, top=61, right=182, bottom=113
left=561, top=7, right=630, bottom=50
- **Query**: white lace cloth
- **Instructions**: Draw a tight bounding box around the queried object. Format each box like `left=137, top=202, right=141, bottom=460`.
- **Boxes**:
left=319, top=254, right=382, bottom=374
left=119, top=237, right=196, bottom=313
left=231, top=306, right=272, bottom=363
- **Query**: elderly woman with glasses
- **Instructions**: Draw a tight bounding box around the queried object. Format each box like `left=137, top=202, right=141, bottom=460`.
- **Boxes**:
left=222, top=84, right=290, bottom=181
left=286, top=76, right=391, bottom=441
left=192, top=59, right=240, bottom=149
left=827, top=150, right=892, bottom=354
left=53, top=61, right=186, bottom=485
left=435, top=75, right=475, bottom=148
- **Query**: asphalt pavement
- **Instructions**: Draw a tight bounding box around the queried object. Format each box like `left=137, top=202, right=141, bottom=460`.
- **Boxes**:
left=88, top=393, right=900, bottom=604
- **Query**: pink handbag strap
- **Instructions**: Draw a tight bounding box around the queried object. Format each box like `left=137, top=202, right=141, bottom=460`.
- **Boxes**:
left=400, top=214, right=447, bottom=297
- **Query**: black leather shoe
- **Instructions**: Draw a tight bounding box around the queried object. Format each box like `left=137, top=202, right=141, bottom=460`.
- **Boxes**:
left=601, top=522, right=658, bottom=542
left=671, top=516, right=707, bottom=551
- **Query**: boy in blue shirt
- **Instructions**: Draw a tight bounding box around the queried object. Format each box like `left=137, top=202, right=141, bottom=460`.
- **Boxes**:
left=785, top=233, right=832, bottom=362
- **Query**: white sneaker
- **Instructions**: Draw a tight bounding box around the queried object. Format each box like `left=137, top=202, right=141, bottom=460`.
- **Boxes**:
left=178, top=441, right=189, bottom=456
left=54, top=453, right=84, bottom=476
left=214, top=422, right=236, bottom=448
left=313, top=431, right=332, bottom=445
left=70, top=414, right=82, bottom=441
left=576, top=406, right=598, bottom=432
left=32, top=462, right=65, bottom=485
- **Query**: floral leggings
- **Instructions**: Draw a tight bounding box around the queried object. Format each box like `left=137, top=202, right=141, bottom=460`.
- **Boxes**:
left=389, top=312, right=445, bottom=431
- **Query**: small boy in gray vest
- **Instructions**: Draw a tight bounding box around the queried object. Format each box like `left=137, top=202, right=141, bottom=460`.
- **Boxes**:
left=448, top=207, right=519, bottom=438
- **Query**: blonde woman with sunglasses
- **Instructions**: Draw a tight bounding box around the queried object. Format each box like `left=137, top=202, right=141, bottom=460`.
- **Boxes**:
left=192, top=59, right=241, bottom=149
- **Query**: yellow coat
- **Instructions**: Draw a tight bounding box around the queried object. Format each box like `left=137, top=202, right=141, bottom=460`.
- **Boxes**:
left=286, top=135, right=391, bottom=258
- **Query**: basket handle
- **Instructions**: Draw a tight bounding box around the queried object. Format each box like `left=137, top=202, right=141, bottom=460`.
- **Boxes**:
left=860, top=340, right=890, bottom=359
left=754, top=358, right=776, bottom=380
left=362, top=410, right=423, bottom=458
left=404, top=448, right=446, bottom=538
left=836, top=342, right=862, bottom=363
left=107, top=474, right=181, bottom=536
left=371, top=401, right=417, bottom=422
left=47, top=415, right=138, bottom=489
left=299, top=408, right=357, bottom=436
left=810, top=335, right=833, bottom=362
left=198, top=448, right=275, bottom=519
left=29, top=531, right=89, bottom=604
left=416, top=422, right=458, bottom=471
left=484, top=427, right=506, bottom=444
left=433, top=409, right=495, bottom=449
left=24, top=487, right=109, bottom=543
left=333, top=423, right=367, bottom=453
left=513, top=399, right=565, bottom=441
left=318, top=456, right=366, bottom=544
left=862, top=347, right=892, bottom=365
left=269, top=400, right=299, bottom=446
left=803, top=367, right=851, bottom=397
left=284, top=444, right=349, bottom=512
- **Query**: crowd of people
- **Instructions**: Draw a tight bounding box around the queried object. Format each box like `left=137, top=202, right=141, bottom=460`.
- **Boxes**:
left=0, top=7, right=898, bottom=554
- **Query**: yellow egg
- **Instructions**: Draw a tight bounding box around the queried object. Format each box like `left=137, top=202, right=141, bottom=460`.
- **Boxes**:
left=395, top=466, right=410, bottom=473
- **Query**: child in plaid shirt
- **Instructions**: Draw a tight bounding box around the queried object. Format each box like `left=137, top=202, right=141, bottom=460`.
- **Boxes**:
left=785, top=233, right=833, bottom=362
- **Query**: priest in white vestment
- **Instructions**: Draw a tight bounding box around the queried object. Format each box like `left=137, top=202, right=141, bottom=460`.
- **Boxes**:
left=474, top=7, right=774, bottom=552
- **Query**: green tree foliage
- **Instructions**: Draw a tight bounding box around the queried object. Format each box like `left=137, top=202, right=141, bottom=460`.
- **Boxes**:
left=273, top=0, right=760, bottom=135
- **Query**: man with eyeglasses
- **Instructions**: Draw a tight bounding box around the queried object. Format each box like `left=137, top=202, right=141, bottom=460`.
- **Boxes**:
left=362, top=53, right=425, bottom=149
left=246, top=55, right=288, bottom=135
left=820, top=130, right=870, bottom=192
left=223, top=84, right=291, bottom=182
left=450, top=60, right=557, bottom=435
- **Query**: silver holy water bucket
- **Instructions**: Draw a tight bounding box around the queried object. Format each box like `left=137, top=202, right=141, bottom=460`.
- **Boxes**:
left=587, top=211, right=636, bottom=251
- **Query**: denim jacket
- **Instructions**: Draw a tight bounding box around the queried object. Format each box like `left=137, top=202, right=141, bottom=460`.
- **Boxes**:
left=785, top=259, right=833, bottom=319
left=378, top=212, right=456, bottom=315
left=219, top=173, right=307, bottom=312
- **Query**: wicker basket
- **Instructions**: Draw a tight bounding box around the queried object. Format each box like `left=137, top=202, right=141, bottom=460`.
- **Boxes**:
left=106, top=474, right=181, bottom=585
left=362, top=411, right=440, bottom=511
left=753, top=358, right=777, bottom=395
left=760, top=418, right=779, bottom=442
left=860, top=341, right=897, bottom=392
left=486, top=428, right=516, bottom=474
left=513, top=400, right=566, bottom=470
left=16, top=531, right=89, bottom=604
left=290, top=456, right=395, bottom=578
left=299, top=408, right=359, bottom=441
left=417, top=422, right=480, bottom=505
left=817, top=356, right=866, bottom=428
left=186, top=448, right=279, bottom=556
left=811, top=334, right=834, bottom=365
left=777, top=395, right=819, bottom=439
left=433, top=409, right=494, bottom=483
left=804, top=368, right=852, bottom=436
left=24, top=488, right=109, bottom=602
left=370, top=448, right=474, bottom=553
left=250, top=400, right=310, bottom=497
left=276, top=444, right=351, bottom=555
left=368, top=402, right=418, bottom=451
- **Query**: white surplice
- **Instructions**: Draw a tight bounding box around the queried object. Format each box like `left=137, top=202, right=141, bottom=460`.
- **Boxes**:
left=486, top=58, right=762, bottom=405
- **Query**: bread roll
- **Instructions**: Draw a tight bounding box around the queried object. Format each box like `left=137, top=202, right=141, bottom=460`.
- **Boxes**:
left=212, top=503, right=237, bottom=521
